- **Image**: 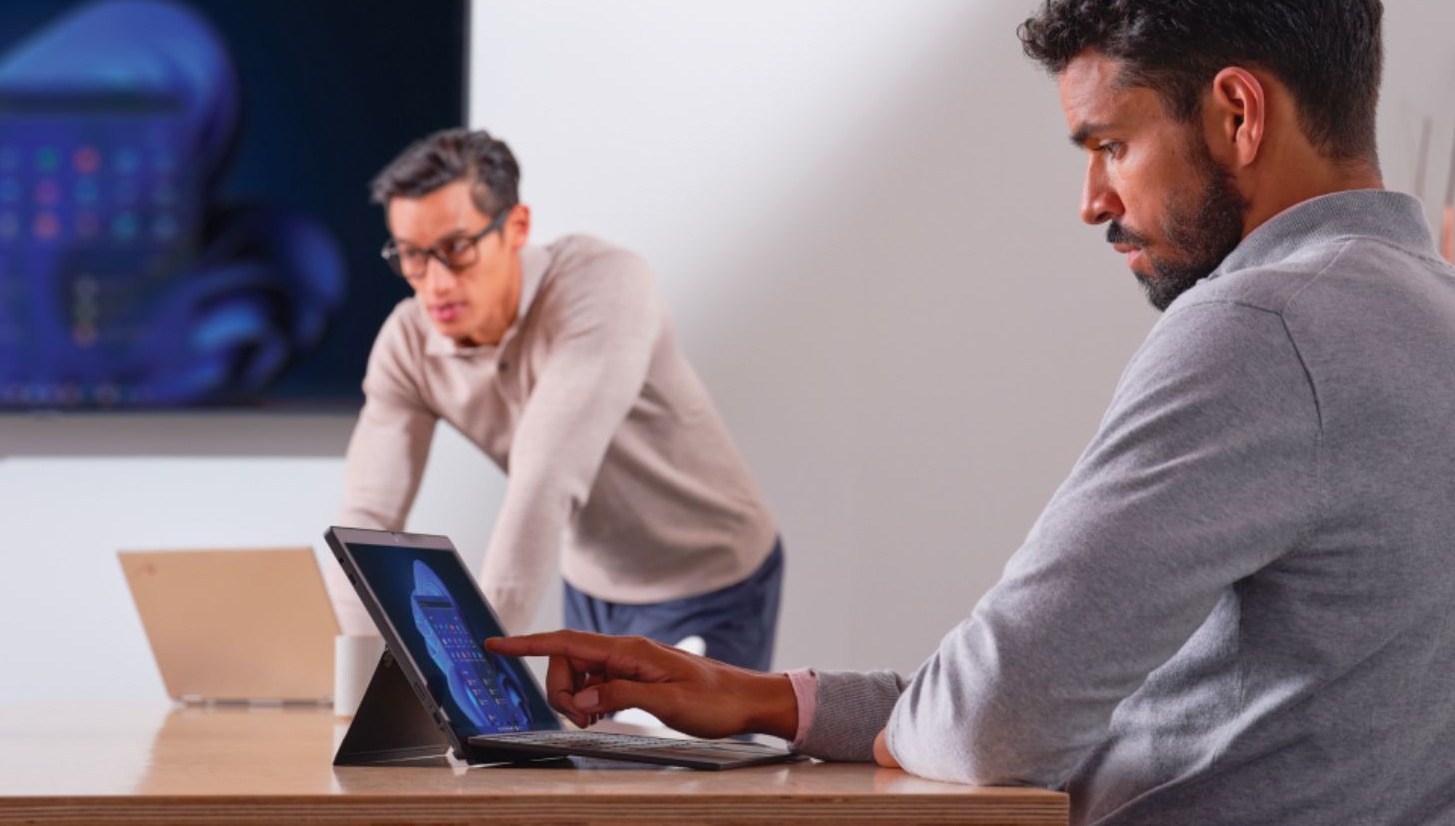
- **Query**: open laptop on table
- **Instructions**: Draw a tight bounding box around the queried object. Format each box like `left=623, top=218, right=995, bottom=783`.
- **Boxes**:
left=325, top=526, right=798, bottom=770
left=118, top=547, right=340, bottom=704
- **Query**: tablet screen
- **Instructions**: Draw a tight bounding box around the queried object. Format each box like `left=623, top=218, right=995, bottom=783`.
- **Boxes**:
left=343, top=541, right=558, bottom=738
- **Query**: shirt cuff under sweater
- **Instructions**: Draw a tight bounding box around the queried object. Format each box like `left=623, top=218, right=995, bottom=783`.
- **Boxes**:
left=786, top=669, right=818, bottom=749
left=786, top=668, right=906, bottom=762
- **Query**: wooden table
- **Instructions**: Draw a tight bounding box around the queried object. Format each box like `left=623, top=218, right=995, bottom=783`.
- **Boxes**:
left=0, top=704, right=1067, bottom=825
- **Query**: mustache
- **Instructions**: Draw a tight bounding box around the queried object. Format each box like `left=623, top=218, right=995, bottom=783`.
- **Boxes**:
left=1106, top=221, right=1150, bottom=248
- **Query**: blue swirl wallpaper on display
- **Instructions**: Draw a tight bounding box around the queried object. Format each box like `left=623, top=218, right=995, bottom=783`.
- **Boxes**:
left=0, top=0, right=465, bottom=409
left=347, top=542, right=557, bottom=738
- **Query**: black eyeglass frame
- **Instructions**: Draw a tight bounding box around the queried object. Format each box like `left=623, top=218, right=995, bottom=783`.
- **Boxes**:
left=380, top=207, right=512, bottom=282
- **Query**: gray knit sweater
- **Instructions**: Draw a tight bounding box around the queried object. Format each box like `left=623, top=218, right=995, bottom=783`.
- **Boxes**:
left=799, top=191, right=1455, bottom=826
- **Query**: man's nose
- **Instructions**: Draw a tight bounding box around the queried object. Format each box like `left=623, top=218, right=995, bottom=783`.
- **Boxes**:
left=420, top=255, right=455, bottom=290
left=1079, top=161, right=1123, bottom=225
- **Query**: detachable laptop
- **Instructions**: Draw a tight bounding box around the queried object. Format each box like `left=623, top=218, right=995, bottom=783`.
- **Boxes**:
left=118, top=547, right=340, bottom=704
left=325, top=526, right=799, bottom=770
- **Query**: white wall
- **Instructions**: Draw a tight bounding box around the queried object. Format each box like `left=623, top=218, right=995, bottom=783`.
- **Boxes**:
left=1380, top=0, right=1455, bottom=230
left=467, top=0, right=1154, bottom=678
left=0, top=0, right=1448, bottom=702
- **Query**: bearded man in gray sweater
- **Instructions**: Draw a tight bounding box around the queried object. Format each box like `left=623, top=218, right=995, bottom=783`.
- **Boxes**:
left=492, top=1, right=1455, bottom=824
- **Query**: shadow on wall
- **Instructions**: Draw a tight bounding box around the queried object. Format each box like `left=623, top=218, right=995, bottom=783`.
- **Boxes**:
left=668, top=3, right=1157, bottom=673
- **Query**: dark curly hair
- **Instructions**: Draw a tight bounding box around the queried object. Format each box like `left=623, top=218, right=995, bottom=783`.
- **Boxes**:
left=1017, top=0, right=1384, bottom=163
left=370, top=127, right=520, bottom=216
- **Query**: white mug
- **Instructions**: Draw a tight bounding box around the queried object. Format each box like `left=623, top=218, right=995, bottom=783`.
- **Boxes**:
left=333, top=634, right=386, bottom=717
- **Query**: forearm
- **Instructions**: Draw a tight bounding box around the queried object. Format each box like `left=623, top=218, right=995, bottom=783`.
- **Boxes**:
left=338, top=396, right=435, bottom=530
left=482, top=289, right=660, bottom=631
left=739, top=671, right=798, bottom=741
left=885, top=612, right=1097, bottom=786
left=479, top=531, right=557, bottom=635
left=333, top=392, right=436, bottom=635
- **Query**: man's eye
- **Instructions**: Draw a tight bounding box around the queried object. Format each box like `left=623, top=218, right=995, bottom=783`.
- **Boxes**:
left=400, top=248, right=430, bottom=263
left=443, top=239, right=474, bottom=257
left=1098, top=142, right=1122, bottom=156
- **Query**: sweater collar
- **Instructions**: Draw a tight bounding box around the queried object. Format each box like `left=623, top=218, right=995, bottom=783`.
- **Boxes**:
left=1210, top=190, right=1435, bottom=279
left=423, top=244, right=550, bottom=357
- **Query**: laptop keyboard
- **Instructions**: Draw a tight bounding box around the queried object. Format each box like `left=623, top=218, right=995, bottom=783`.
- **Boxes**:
left=479, top=730, right=778, bottom=754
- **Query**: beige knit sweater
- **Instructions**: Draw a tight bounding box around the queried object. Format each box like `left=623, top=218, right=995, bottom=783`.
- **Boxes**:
left=328, top=234, right=777, bottom=635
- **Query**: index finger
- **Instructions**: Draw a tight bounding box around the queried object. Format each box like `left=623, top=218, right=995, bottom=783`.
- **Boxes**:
left=486, top=632, right=603, bottom=727
left=487, top=630, right=674, bottom=683
left=486, top=630, right=618, bottom=667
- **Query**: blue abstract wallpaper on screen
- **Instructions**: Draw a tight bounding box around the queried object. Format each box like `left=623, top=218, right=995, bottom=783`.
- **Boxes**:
left=348, top=543, right=557, bottom=738
left=409, top=561, right=534, bottom=733
left=0, top=0, right=465, bottom=409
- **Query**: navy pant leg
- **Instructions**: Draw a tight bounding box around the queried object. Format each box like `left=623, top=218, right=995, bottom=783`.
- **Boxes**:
left=562, top=539, right=784, bottom=672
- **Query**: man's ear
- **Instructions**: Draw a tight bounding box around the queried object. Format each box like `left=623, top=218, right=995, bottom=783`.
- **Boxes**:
left=1209, top=66, right=1266, bottom=169
left=506, top=203, right=532, bottom=252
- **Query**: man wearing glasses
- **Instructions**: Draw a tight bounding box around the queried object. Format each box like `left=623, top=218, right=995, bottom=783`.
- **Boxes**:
left=327, top=128, right=783, bottom=674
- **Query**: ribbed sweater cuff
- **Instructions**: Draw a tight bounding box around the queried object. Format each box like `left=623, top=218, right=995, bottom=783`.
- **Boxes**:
left=792, top=669, right=905, bottom=762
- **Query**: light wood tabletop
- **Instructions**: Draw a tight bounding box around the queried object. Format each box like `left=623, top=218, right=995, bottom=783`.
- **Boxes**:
left=0, top=704, right=1068, bottom=825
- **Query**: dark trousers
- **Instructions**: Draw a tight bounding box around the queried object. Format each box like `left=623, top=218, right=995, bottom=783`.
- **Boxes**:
left=562, top=539, right=784, bottom=672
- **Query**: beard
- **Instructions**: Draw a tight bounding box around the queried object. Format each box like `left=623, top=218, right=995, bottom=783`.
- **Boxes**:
left=1107, top=137, right=1250, bottom=312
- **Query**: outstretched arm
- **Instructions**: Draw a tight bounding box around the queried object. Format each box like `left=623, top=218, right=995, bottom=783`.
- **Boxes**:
left=885, top=303, right=1319, bottom=786
left=487, top=630, right=798, bottom=740
left=478, top=250, right=661, bottom=634
left=330, top=307, right=438, bottom=635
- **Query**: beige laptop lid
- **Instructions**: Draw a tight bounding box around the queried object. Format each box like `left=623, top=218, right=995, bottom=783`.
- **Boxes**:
left=118, top=548, right=341, bottom=704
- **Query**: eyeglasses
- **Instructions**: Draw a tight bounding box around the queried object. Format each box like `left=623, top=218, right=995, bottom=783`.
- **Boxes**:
left=380, top=207, right=511, bottom=282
